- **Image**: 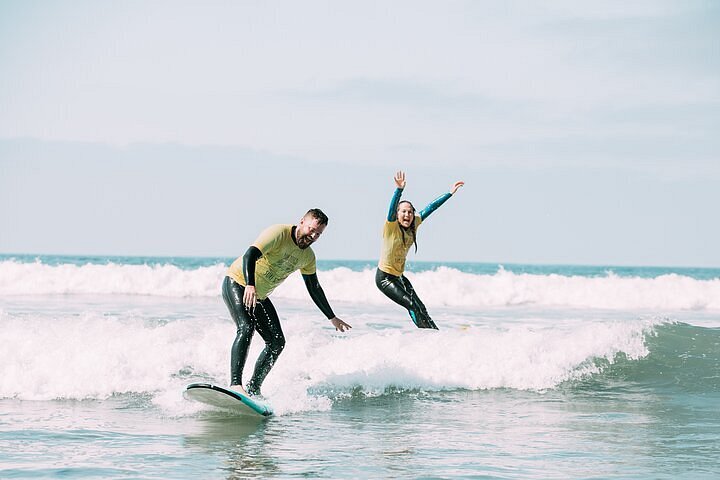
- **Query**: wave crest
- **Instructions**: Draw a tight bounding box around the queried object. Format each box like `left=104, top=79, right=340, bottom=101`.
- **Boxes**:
left=2, top=260, right=719, bottom=310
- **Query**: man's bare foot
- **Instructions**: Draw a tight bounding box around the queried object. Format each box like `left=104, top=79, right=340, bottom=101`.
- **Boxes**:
left=228, top=384, right=249, bottom=396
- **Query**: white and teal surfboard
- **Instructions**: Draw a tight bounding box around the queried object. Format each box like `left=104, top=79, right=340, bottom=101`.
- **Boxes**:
left=184, top=383, right=273, bottom=417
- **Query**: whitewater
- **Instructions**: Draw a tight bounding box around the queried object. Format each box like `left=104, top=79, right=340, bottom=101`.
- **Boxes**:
left=2, top=257, right=720, bottom=310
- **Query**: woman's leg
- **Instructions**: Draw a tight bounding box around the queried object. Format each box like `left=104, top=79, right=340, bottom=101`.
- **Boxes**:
left=400, top=275, right=438, bottom=330
left=375, top=269, right=437, bottom=329
left=246, top=298, right=285, bottom=396
left=221, top=276, right=256, bottom=387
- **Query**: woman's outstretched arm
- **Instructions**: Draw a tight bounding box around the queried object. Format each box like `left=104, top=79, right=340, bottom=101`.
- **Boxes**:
left=419, top=180, right=464, bottom=220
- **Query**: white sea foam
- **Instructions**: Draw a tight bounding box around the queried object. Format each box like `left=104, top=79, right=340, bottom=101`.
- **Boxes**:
left=2, top=260, right=719, bottom=311
left=0, top=260, right=225, bottom=297
left=0, top=306, right=660, bottom=415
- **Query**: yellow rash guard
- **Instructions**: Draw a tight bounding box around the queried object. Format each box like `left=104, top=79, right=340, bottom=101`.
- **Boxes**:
left=227, top=224, right=316, bottom=299
left=378, top=214, right=423, bottom=276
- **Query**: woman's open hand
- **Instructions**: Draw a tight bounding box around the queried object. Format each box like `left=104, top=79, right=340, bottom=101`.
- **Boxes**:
left=394, top=171, right=406, bottom=189
left=450, top=181, right=465, bottom=195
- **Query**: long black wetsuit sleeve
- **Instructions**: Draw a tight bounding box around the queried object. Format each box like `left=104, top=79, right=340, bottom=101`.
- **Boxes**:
left=419, top=192, right=452, bottom=220
left=302, top=273, right=336, bottom=319
left=387, top=187, right=404, bottom=221
left=242, top=246, right=262, bottom=286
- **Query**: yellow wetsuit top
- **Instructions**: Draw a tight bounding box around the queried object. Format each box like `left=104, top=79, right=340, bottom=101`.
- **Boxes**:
left=378, top=214, right=424, bottom=277
left=227, top=224, right=317, bottom=300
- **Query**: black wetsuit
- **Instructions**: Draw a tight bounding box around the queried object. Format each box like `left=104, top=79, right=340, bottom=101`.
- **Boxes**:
left=376, top=188, right=452, bottom=330
left=222, top=276, right=284, bottom=395
left=223, top=232, right=335, bottom=396
left=375, top=269, right=437, bottom=329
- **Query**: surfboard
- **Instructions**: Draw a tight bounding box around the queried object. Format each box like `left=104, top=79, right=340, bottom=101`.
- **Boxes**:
left=184, top=383, right=273, bottom=417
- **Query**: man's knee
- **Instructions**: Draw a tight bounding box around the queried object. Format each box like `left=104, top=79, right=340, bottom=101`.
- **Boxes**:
left=236, top=321, right=254, bottom=336
left=268, top=335, right=286, bottom=355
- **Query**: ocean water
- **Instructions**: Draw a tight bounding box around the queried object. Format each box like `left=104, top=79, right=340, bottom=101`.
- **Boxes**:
left=1, top=254, right=719, bottom=479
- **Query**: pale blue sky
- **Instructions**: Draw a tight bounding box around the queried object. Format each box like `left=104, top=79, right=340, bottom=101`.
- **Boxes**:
left=1, top=1, right=718, bottom=266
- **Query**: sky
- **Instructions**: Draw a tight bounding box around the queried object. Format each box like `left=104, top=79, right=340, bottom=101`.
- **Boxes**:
left=1, top=0, right=718, bottom=267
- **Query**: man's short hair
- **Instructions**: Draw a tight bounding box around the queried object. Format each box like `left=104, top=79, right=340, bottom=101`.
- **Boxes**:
left=305, top=208, right=329, bottom=226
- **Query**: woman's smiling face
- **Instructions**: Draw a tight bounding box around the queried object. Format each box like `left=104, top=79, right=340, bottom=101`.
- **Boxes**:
left=397, top=201, right=415, bottom=228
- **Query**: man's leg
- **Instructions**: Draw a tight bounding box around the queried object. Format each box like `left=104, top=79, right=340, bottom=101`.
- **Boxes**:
left=222, top=276, right=256, bottom=389
left=246, top=298, right=285, bottom=396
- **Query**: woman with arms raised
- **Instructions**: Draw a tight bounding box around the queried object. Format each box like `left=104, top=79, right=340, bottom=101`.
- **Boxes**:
left=375, top=171, right=464, bottom=329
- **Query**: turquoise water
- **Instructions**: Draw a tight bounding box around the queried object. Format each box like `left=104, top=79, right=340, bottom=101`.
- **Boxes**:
left=1, top=255, right=719, bottom=478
